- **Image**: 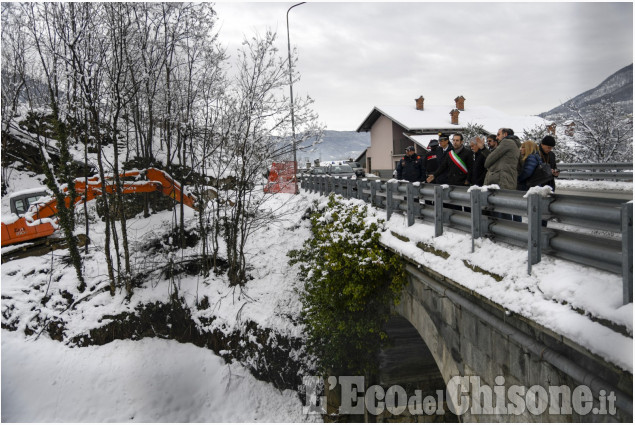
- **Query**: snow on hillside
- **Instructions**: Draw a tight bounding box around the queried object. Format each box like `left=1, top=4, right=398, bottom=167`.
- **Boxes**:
left=297, top=130, right=370, bottom=163
left=1, top=180, right=632, bottom=421
left=1, top=191, right=321, bottom=422
left=1, top=330, right=318, bottom=422
left=540, top=63, right=633, bottom=119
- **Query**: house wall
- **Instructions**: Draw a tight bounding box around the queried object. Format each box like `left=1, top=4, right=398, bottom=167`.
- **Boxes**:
left=367, top=115, right=394, bottom=176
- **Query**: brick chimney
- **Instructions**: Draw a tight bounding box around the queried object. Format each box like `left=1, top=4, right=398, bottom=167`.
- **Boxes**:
left=450, top=109, right=460, bottom=125
left=415, top=96, right=424, bottom=111
left=454, top=95, right=465, bottom=111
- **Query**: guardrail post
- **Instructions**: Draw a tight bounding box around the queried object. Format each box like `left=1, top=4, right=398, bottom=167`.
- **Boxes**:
left=470, top=188, right=485, bottom=253
left=434, top=185, right=445, bottom=237
left=356, top=179, right=363, bottom=200
left=372, top=180, right=381, bottom=207
left=527, top=193, right=542, bottom=275
left=346, top=178, right=353, bottom=199
left=386, top=181, right=396, bottom=221
left=370, top=180, right=377, bottom=206
left=407, top=182, right=417, bottom=227
left=621, top=202, right=633, bottom=304
left=321, top=176, right=327, bottom=195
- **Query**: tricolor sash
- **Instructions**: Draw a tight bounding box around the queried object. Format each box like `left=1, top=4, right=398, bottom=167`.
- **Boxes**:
left=449, top=151, right=468, bottom=174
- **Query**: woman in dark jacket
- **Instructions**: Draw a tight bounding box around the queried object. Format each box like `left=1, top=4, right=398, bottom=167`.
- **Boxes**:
left=517, top=141, right=542, bottom=190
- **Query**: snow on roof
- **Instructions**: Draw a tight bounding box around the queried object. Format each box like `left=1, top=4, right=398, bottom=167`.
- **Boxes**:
left=360, top=104, right=552, bottom=135
left=7, top=186, right=49, bottom=200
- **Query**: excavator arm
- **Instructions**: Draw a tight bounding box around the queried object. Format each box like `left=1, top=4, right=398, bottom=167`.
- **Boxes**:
left=1, top=167, right=199, bottom=248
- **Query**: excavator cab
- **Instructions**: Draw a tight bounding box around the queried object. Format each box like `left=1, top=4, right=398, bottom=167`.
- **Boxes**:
left=9, top=189, right=49, bottom=216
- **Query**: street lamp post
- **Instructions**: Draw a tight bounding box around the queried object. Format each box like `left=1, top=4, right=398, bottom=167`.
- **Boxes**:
left=287, top=2, right=305, bottom=194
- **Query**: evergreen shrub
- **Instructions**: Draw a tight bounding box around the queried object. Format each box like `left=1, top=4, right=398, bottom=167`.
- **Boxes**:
left=289, top=194, right=406, bottom=375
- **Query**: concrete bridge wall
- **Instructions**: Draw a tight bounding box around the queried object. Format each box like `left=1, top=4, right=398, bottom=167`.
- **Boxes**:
left=394, top=263, right=633, bottom=422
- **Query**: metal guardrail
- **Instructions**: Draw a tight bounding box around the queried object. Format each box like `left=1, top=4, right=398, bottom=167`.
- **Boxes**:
left=301, top=175, right=633, bottom=305
left=557, top=162, right=633, bottom=181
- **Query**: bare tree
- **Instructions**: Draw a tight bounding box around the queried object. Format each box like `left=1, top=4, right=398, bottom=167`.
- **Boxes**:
left=564, top=101, right=633, bottom=163
left=218, top=30, right=322, bottom=286
left=22, top=2, right=87, bottom=292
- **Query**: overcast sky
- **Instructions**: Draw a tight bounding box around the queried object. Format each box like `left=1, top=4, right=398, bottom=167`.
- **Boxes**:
left=213, top=1, right=633, bottom=131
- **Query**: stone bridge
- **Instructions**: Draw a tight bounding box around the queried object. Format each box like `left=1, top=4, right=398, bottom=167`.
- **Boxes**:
left=378, top=261, right=633, bottom=422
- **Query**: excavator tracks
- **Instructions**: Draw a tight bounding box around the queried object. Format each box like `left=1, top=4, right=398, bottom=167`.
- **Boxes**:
left=1, top=234, right=89, bottom=263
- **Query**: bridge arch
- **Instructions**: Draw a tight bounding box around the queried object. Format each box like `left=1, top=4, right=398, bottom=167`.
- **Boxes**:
left=386, top=262, right=633, bottom=422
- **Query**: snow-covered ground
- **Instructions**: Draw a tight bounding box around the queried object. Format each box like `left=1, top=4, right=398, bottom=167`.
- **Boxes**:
left=1, top=177, right=632, bottom=421
left=1, top=188, right=320, bottom=422
left=556, top=178, right=633, bottom=192
left=1, top=330, right=316, bottom=422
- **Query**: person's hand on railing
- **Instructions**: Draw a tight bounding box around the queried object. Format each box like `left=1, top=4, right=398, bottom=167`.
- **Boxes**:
left=426, top=175, right=435, bottom=183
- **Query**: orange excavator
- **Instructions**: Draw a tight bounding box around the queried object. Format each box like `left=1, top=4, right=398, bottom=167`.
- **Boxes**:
left=1, top=168, right=198, bottom=260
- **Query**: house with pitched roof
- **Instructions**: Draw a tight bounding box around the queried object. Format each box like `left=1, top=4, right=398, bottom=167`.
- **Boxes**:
left=356, top=96, right=553, bottom=178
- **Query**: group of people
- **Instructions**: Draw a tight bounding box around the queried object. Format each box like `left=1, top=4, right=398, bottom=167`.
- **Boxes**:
left=395, top=129, right=559, bottom=192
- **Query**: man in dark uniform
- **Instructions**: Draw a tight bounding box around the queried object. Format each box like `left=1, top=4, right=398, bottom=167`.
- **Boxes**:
left=424, top=139, right=440, bottom=180
left=396, top=146, right=425, bottom=182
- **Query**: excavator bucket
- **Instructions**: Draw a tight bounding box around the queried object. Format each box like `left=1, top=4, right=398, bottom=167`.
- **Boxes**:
left=145, top=168, right=197, bottom=209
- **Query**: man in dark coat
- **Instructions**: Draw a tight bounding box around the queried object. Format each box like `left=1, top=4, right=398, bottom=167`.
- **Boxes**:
left=430, top=133, right=452, bottom=184
left=427, top=133, right=473, bottom=186
left=396, top=146, right=425, bottom=182
left=469, top=138, right=487, bottom=186
left=538, top=135, right=559, bottom=191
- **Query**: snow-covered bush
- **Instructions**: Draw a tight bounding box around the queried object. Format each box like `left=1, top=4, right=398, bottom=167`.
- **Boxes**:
left=288, top=194, right=406, bottom=376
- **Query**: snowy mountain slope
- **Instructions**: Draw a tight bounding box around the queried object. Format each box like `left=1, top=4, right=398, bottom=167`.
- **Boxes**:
left=540, top=63, right=633, bottom=119
left=296, top=130, right=370, bottom=164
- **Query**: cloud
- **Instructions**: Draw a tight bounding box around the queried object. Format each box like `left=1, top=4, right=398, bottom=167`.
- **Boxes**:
left=214, top=2, right=633, bottom=130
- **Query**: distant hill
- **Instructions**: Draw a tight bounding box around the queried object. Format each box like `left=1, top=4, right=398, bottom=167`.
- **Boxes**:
left=540, top=64, right=633, bottom=120
left=297, top=130, right=370, bottom=164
